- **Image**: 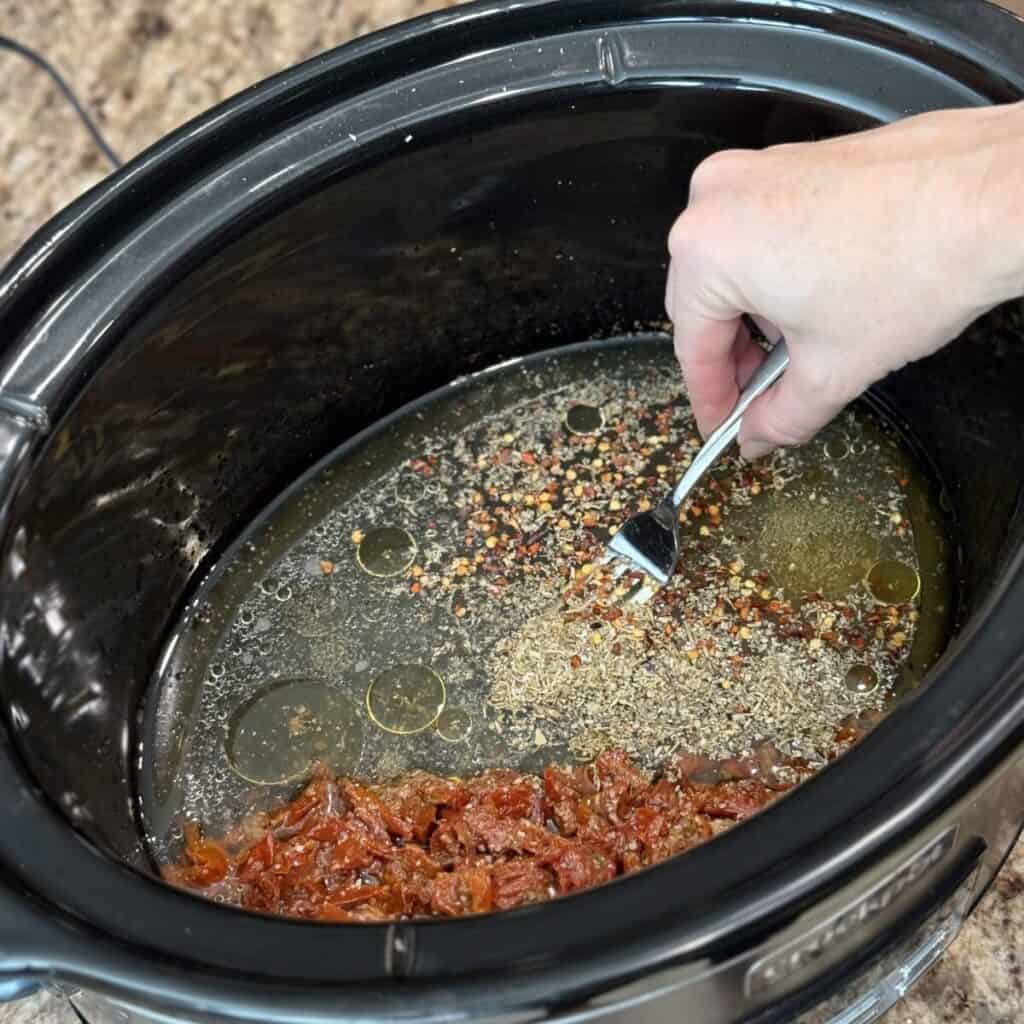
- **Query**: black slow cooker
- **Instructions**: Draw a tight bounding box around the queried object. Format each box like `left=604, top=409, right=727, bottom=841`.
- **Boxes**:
left=1, top=2, right=1023, bottom=1022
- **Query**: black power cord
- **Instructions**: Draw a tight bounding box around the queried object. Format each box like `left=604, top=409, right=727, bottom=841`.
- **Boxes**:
left=0, top=33, right=123, bottom=170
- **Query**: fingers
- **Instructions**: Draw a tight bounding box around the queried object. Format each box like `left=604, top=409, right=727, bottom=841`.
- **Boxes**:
left=664, top=265, right=675, bottom=325
left=673, top=309, right=744, bottom=438
left=669, top=290, right=769, bottom=439
left=666, top=191, right=760, bottom=439
left=668, top=252, right=746, bottom=437
left=734, top=325, right=766, bottom=389
left=737, top=355, right=845, bottom=460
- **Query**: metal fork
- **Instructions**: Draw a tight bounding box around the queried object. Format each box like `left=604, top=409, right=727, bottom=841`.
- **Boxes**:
left=605, top=338, right=790, bottom=595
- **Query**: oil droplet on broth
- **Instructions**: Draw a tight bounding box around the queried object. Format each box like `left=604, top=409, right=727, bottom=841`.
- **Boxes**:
left=823, top=437, right=849, bottom=461
left=436, top=707, right=471, bottom=742
left=226, top=679, right=364, bottom=785
left=356, top=527, right=417, bottom=577
left=866, top=559, right=920, bottom=605
left=844, top=665, right=878, bottom=694
left=366, top=664, right=446, bottom=735
left=564, top=403, right=604, bottom=435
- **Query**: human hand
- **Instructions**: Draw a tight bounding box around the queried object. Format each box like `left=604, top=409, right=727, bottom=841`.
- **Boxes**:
left=665, top=101, right=1024, bottom=459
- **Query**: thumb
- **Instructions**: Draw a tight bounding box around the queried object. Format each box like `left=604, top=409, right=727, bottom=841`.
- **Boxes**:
left=737, top=357, right=845, bottom=460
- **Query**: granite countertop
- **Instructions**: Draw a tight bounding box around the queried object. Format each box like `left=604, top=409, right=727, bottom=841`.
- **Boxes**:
left=1, top=2, right=1022, bottom=1023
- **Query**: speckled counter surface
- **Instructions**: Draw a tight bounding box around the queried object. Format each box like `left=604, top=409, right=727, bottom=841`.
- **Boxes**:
left=1, top=2, right=1023, bottom=1023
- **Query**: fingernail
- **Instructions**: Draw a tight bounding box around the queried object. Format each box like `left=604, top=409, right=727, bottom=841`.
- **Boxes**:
left=740, top=438, right=773, bottom=461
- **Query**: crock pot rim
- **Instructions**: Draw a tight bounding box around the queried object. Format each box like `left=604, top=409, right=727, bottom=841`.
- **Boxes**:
left=1, top=0, right=1022, bottom=369
left=1, top=0, right=1023, bottom=1014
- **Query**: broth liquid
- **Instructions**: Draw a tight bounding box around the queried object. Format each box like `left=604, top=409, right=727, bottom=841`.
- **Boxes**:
left=140, top=336, right=956, bottom=865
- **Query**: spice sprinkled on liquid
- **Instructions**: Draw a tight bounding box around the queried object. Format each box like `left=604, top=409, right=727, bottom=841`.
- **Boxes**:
left=143, top=336, right=954, bottom=878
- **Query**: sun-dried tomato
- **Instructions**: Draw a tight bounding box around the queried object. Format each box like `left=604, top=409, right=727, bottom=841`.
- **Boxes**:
left=177, top=822, right=228, bottom=887
left=166, top=750, right=792, bottom=921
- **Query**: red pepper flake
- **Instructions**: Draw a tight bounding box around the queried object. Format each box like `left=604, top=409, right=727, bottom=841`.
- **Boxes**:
left=521, top=452, right=537, bottom=465
left=570, top=655, right=582, bottom=669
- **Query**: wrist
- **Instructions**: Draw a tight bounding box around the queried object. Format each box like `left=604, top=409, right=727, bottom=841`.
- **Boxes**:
left=972, top=100, right=1024, bottom=304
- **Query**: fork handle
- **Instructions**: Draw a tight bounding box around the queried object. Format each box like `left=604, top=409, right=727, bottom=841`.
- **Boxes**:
left=670, top=338, right=790, bottom=511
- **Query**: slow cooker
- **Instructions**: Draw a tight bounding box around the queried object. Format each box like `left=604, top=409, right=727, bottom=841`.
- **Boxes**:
left=1, top=1, right=1023, bottom=1022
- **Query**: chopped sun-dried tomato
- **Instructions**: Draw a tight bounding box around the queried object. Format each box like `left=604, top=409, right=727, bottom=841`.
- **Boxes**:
left=165, top=749, right=804, bottom=920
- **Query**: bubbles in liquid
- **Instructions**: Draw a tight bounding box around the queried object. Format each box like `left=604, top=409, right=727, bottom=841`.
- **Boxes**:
left=209, top=662, right=225, bottom=680
left=395, top=472, right=425, bottom=504
left=844, top=665, right=878, bottom=694
left=358, top=600, right=388, bottom=626
left=564, top=403, right=604, bottom=436
left=238, top=607, right=255, bottom=626
left=259, top=577, right=279, bottom=596
left=356, top=527, right=418, bottom=577
left=275, top=584, right=293, bottom=602
left=366, top=664, right=446, bottom=735
left=866, top=559, right=920, bottom=605
left=436, top=707, right=472, bottom=742
left=226, top=679, right=364, bottom=785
